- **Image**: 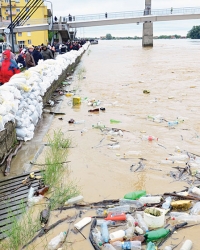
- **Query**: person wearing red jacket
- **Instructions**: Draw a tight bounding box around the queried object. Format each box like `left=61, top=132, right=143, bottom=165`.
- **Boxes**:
left=0, top=49, right=20, bottom=85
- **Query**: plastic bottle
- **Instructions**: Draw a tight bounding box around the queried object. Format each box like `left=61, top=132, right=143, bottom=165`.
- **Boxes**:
left=92, top=228, right=103, bottom=246
left=118, top=130, right=123, bottom=137
left=92, top=124, right=106, bottom=129
left=119, top=199, right=143, bottom=208
left=74, top=120, right=85, bottom=124
left=139, top=196, right=162, bottom=205
left=48, top=232, right=67, bottom=250
left=28, top=187, right=35, bottom=200
left=74, top=217, right=91, bottom=230
left=96, top=219, right=115, bottom=226
left=166, top=155, right=188, bottom=161
left=124, top=151, right=142, bottom=157
left=105, top=212, right=126, bottom=221
left=101, top=222, right=109, bottom=243
left=135, top=226, right=143, bottom=235
left=136, top=213, right=148, bottom=232
left=110, top=230, right=125, bottom=240
left=144, top=228, right=170, bottom=242
left=88, top=108, right=100, bottom=112
left=142, top=135, right=158, bottom=141
left=170, top=212, right=189, bottom=219
left=64, top=195, right=83, bottom=205
left=125, top=226, right=134, bottom=238
left=96, top=208, right=107, bottom=216
left=112, top=241, right=141, bottom=250
left=104, top=244, right=116, bottom=250
left=126, top=214, right=136, bottom=228
left=108, top=144, right=120, bottom=149
left=190, top=186, right=200, bottom=196
left=162, top=196, right=172, bottom=209
left=180, top=240, right=193, bottom=250
left=190, top=202, right=200, bottom=215
left=108, top=205, right=130, bottom=214
left=146, top=242, right=156, bottom=250
left=168, top=121, right=178, bottom=127
left=110, top=119, right=121, bottom=124
left=124, top=190, right=146, bottom=200
left=35, top=186, right=49, bottom=196
left=164, top=246, right=172, bottom=250
left=173, top=215, right=200, bottom=224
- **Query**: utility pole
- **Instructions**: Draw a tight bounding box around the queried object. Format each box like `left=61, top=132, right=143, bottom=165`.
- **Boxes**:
left=9, top=0, right=15, bottom=53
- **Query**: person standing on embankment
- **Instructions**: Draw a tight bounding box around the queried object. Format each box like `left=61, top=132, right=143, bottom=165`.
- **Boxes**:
left=0, top=50, right=20, bottom=85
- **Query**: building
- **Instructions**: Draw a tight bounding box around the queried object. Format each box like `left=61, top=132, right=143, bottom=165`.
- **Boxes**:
left=0, top=0, right=49, bottom=48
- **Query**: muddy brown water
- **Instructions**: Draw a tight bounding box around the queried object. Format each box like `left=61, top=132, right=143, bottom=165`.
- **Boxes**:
left=2, top=39, right=200, bottom=249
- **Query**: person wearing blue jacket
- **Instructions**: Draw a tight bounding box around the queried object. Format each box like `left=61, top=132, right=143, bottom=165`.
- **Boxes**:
left=32, top=46, right=43, bottom=65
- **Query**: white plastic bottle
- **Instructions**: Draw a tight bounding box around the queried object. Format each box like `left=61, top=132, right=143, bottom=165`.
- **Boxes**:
left=92, top=228, right=103, bottom=246
left=139, top=196, right=162, bottom=205
left=104, top=244, right=116, bottom=250
left=119, top=199, right=143, bottom=208
left=191, top=187, right=200, bottom=196
left=108, top=205, right=130, bottom=214
left=125, top=226, right=134, bottom=238
left=180, top=239, right=193, bottom=250
left=110, top=230, right=125, bottom=240
left=108, top=144, right=120, bottom=149
left=48, top=232, right=67, bottom=250
left=164, top=246, right=172, bottom=250
left=28, top=187, right=35, bottom=200
left=136, top=214, right=148, bottom=232
left=174, top=215, right=200, bottom=224
left=190, top=202, right=200, bottom=215
left=170, top=212, right=189, bottom=219
left=64, top=195, right=83, bottom=205
left=124, top=151, right=142, bottom=157
left=166, top=155, right=189, bottom=161
left=74, top=120, right=85, bottom=124
left=74, top=217, right=91, bottom=230
left=126, top=214, right=136, bottom=228
left=135, top=226, right=143, bottom=234
left=162, top=196, right=171, bottom=209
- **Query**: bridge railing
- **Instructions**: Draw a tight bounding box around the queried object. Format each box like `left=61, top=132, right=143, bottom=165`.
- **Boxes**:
left=0, top=18, right=48, bottom=28
left=63, top=7, right=200, bottom=22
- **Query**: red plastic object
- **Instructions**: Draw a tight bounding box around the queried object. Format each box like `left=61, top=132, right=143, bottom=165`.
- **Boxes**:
left=105, top=212, right=126, bottom=221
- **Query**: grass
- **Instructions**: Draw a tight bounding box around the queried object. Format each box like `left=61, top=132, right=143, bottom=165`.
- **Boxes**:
left=0, top=201, right=40, bottom=250
left=43, top=130, right=80, bottom=210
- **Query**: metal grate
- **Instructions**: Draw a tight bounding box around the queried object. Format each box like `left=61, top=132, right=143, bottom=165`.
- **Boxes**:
left=0, top=170, right=43, bottom=239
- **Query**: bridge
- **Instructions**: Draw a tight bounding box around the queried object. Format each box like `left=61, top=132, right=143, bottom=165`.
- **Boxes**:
left=0, top=0, right=200, bottom=46
left=63, top=7, right=200, bottom=27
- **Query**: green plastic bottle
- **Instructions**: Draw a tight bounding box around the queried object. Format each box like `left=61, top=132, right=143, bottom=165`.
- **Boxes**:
left=110, top=119, right=121, bottom=124
left=124, top=190, right=146, bottom=200
left=144, top=228, right=170, bottom=242
left=146, top=241, right=156, bottom=250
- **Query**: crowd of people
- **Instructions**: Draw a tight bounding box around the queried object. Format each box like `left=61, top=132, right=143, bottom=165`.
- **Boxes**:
left=0, top=39, right=87, bottom=85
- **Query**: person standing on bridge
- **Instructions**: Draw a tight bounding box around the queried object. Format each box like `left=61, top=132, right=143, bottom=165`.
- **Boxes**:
left=54, top=16, right=58, bottom=22
left=68, top=14, right=72, bottom=22
left=105, top=12, right=108, bottom=18
left=171, top=7, right=173, bottom=14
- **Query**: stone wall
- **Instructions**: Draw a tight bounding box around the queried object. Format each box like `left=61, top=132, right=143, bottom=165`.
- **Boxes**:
left=0, top=54, right=82, bottom=162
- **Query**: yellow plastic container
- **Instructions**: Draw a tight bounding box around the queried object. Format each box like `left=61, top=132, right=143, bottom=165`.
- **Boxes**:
left=73, top=96, right=81, bottom=106
left=65, top=93, right=72, bottom=97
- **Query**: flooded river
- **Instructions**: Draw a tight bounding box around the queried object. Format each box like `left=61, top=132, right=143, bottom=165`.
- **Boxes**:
left=7, top=39, right=200, bottom=249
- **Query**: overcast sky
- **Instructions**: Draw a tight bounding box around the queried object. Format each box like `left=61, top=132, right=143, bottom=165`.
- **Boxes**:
left=48, top=0, right=200, bottom=37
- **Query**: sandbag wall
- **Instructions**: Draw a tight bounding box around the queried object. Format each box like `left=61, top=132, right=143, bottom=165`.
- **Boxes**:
left=0, top=42, right=89, bottom=163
